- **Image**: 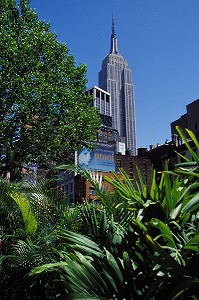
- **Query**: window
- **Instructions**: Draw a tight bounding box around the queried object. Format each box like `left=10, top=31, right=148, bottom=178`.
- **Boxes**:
left=129, top=161, right=133, bottom=170
left=101, top=98, right=105, bottom=114
left=89, top=187, right=96, bottom=195
left=142, top=162, right=147, bottom=171
left=96, top=97, right=100, bottom=108
left=117, top=159, right=122, bottom=168
left=129, top=173, right=134, bottom=179
left=96, top=90, right=100, bottom=98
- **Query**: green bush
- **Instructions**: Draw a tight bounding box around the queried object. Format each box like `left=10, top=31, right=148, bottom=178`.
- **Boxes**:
left=1, top=126, right=199, bottom=299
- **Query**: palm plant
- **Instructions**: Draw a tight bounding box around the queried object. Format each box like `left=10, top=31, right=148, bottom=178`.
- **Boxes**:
left=30, top=126, right=199, bottom=299
left=1, top=126, right=199, bottom=299
left=0, top=177, right=84, bottom=299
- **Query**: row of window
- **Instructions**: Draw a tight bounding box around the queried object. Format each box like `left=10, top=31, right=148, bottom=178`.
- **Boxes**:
left=95, top=97, right=111, bottom=115
left=116, top=160, right=147, bottom=171
left=96, top=90, right=110, bottom=103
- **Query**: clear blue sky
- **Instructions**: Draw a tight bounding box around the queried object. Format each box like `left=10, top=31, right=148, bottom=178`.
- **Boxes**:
left=30, top=0, right=199, bottom=149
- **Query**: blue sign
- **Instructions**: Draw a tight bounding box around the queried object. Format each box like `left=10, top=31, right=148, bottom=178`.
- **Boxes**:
left=78, top=143, right=115, bottom=172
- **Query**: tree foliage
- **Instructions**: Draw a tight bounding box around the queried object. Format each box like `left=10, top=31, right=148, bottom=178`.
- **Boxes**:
left=0, top=0, right=100, bottom=179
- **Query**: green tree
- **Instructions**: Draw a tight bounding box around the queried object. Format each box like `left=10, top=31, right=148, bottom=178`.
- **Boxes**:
left=0, top=0, right=100, bottom=180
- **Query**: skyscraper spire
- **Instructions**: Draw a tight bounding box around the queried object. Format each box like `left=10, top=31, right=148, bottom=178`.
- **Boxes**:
left=110, top=14, right=119, bottom=54
left=112, top=13, right=115, bottom=36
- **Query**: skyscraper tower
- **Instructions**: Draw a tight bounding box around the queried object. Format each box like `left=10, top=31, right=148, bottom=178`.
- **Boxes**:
left=98, top=16, right=136, bottom=155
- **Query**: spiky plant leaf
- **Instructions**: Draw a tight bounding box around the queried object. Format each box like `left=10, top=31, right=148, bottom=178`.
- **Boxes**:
left=176, top=126, right=199, bottom=164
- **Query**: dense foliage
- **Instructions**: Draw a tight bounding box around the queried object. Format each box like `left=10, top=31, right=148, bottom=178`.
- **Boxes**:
left=0, top=0, right=100, bottom=179
left=0, top=126, right=198, bottom=299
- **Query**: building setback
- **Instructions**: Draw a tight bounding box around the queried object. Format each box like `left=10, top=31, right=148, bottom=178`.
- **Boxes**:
left=98, top=16, right=136, bottom=156
left=86, top=86, right=112, bottom=128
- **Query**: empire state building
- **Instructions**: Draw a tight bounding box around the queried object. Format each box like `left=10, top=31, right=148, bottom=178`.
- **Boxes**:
left=98, top=17, right=136, bottom=155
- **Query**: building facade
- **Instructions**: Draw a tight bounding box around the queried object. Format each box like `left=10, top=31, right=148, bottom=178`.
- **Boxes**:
left=74, top=86, right=150, bottom=203
left=171, top=98, right=199, bottom=140
left=116, top=153, right=152, bottom=191
left=86, top=86, right=112, bottom=128
left=74, top=154, right=152, bottom=204
left=146, top=98, right=199, bottom=178
left=98, top=16, right=136, bottom=156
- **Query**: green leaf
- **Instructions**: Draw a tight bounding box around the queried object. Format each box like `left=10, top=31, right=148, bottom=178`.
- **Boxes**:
left=146, top=234, right=188, bottom=275
left=58, top=229, right=103, bottom=257
left=105, top=249, right=123, bottom=284
left=186, top=128, right=199, bottom=149
left=149, top=219, right=176, bottom=248
left=184, top=235, right=199, bottom=253
left=122, top=251, right=131, bottom=271
left=150, top=169, right=158, bottom=200
left=176, top=126, right=199, bottom=164
left=181, top=193, right=199, bottom=214
left=10, top=192, right=37, bottom=235
left=170, top=203, right=182, bottom=220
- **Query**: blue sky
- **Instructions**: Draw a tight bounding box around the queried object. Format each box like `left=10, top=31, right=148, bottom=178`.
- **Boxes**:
left=30, top=0, right=199, bottom=149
